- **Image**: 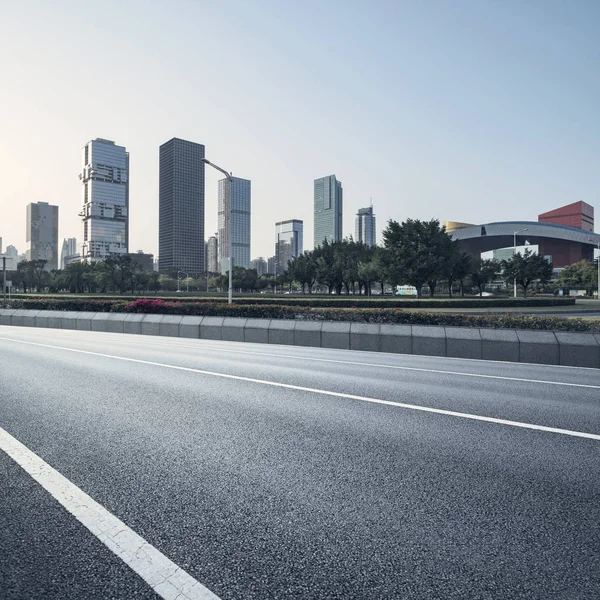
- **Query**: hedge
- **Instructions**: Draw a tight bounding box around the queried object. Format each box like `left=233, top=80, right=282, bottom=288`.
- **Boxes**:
left=7, top=294, right=576, bottom=309
left=4, top=297, right=598, bottom=332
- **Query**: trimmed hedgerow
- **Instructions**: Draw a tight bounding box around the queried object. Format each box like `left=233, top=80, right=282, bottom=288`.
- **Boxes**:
left=4, top=297, right=599, bottom=332
left=8, top=294, right=576, bottom=309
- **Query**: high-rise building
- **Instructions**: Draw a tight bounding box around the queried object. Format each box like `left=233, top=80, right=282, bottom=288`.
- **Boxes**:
left=314, top=175, right=343, bottom=248
left=159, top=138, right=205, bottom=274
left=267, top=255, right=277, bottom=275
left=0, top=237, right=2, bottom=254
left=250, top=257, right=268, bottom=276
left=207, top=234, right=219, bottom=273
left=275, top=219, right=303, bottom=273
left=6, top=245, right=18, bottom=258
left=355, top=206, right=376, bottom=247
left=26, top=202, right=59, bottom=270
left=60, top=238, right=78, bottom=269
left=80, top=138, right=129, bottom=261
left=218, top=177, right=251, bottom=273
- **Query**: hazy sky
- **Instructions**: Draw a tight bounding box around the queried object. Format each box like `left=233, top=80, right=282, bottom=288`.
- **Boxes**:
left=1, top=0, right=598, bottom=259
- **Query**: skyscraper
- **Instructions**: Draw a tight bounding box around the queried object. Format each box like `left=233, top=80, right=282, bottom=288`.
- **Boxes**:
left=26, top=202, right=59, bottom=270
left=250, top=257, right=268, bottom=275
left=275, top=219, right=303, bottom=273
left=314, top=175, right=343, bottom=248
left=355, top=206, right=376, bottom=247
left=159, top=138, right=205, bottom=274
left=60, top=238, right=78, bottom=269
left=218, top=177, right=251, bottom=273
left=207, top=234, right=219, bottom=273
left=80, top=138, right=129, bottom=261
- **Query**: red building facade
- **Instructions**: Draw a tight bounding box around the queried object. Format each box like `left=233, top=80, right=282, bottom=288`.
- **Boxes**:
left=538, top=201, right=595, bottom=267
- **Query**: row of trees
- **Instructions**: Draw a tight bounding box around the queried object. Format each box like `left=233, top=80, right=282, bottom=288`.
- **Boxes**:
left=5, top=219, right=566, bottom=297
left=285, top=219, right=554, bottom=297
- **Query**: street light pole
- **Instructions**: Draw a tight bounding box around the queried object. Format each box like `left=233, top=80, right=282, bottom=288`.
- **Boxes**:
left=202, top=158, right=233, bottom=305
left=2, top=256, right=6, bottom=307
left=513, top=228, right=528, bottom=298
left=589, top=239, right=600, bottom=300
left=177, top=271, right=189, bottom=293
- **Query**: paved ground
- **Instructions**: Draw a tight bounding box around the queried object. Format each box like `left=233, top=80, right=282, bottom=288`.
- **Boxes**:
left=1, top=325, right=599, bottom=599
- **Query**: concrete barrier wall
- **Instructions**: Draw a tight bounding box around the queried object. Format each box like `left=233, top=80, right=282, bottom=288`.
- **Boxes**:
left=1, top=309, right=599, bottom=368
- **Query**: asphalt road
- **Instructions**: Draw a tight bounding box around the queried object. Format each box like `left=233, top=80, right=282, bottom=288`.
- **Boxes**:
left=1, top=326, right=600, bottom=599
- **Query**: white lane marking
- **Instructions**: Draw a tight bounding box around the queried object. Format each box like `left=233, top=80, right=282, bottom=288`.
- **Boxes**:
left=2, top=336, right=599, bottom=441
left=9, top=330, right=598, bottom=390
left=9, top=325, right=600, bottom=374
left=133, top=342, right=600, bottom=389
left=0, top=426, right=220, bottom=600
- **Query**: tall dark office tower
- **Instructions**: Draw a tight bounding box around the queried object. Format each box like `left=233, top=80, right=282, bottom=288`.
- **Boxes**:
left=159, top=138, right=205, bottom=274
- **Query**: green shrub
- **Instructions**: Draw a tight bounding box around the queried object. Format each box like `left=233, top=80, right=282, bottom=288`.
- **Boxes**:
left=5, top=297, right=598, bottom=332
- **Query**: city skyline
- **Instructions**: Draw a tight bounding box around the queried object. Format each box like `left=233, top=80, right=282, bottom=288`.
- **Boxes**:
left=1, top=1, right=598, bottom=259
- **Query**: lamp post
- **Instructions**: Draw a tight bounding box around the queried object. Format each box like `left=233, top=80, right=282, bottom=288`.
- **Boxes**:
left=589, top=239, right=600, bottom=300
left=177, top=271, right=189, bottom=293
left=202, top=158, right=233, bottom=305
left=2, top=256, right=6, bottom=307
left=513, top=228, right=528, bottom=298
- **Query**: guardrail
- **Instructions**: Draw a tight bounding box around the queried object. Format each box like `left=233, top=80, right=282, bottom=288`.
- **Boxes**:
left=1, top=309, right=599, bottom=368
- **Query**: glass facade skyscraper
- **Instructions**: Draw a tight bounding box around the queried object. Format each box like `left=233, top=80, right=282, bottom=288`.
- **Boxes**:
left=159, top=138, right=206, bottom=274
left=26, top=202, right=59, bottom=270
left=355, top=206, right=376, bottom=247
left=80, top=138, right=129, bottom=261
left=60, top=237, right=78, bottom=269
left=275, top=219, right=303, bottom=273
left=314, top=175, right=343, bottom=248
left=218, top=177, right=251, bottom=273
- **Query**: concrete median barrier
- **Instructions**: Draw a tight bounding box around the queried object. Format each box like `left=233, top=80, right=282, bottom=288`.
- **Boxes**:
left=445, top=327, right=482, bottom=360
left=221, top=318, right=246, bottom=342
left=76, top=312, right=96, bottom=331
left=268, top=320, right=296, bottom=346
left=244, top=319, right=271, bottom=344
left=123, top=313, right=145, bottom=334
left=480, top=328, right=520, bottom=362
left=555, top=332, right=600, bottom=368
left=350, top=323, right=381, bottom=352
left=321, top=322, right=350, bottom=349
left=1, top=309, right=599, bottom=368
left=159, top=315, right=183, bottom=337
left=141, top=314, right=163, bottom=336
left=412, top=326, right=446, bottom=357
left=294, top=321, right=322, bottom=347
left=379, top=324, right=412, bottom=354
left=516, top=330, right=559, bottom=365
left=179, top=316, right=203, bottom=338
left=200, top=316, right=224, bottom=340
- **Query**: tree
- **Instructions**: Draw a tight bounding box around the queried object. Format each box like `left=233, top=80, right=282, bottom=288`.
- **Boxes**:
left=557, top=260, right=598, bottom=296
left=470, top=258, right=499, bottom=296
left=502, top=249, right=553, bottom=297
left=446, top=251, right=472, bottom=297
left=382, top=219, right=453, bottom=297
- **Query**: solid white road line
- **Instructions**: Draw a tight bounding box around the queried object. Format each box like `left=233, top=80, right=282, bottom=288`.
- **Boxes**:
left=2, top=336, right=600, bottom=441
left=0, top=426, right=220, bottom=600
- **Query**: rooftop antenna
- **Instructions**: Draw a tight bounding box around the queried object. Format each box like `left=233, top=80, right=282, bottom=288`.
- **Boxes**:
left=370, top=196, right=373, bottom=207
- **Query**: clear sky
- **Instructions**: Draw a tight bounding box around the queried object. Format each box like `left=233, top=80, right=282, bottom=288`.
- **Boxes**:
left=1, top=0, right=598, bottom=260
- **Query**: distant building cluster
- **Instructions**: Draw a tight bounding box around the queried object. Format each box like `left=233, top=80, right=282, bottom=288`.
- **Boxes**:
left=7, top=133, right=597, bottom=283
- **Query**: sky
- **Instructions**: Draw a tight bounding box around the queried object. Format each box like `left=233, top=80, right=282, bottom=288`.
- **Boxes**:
left=1, top=0, right=599, bottom=260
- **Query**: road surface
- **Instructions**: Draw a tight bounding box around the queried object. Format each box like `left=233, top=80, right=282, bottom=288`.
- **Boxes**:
left=1, top=325, right=599, bottom=599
